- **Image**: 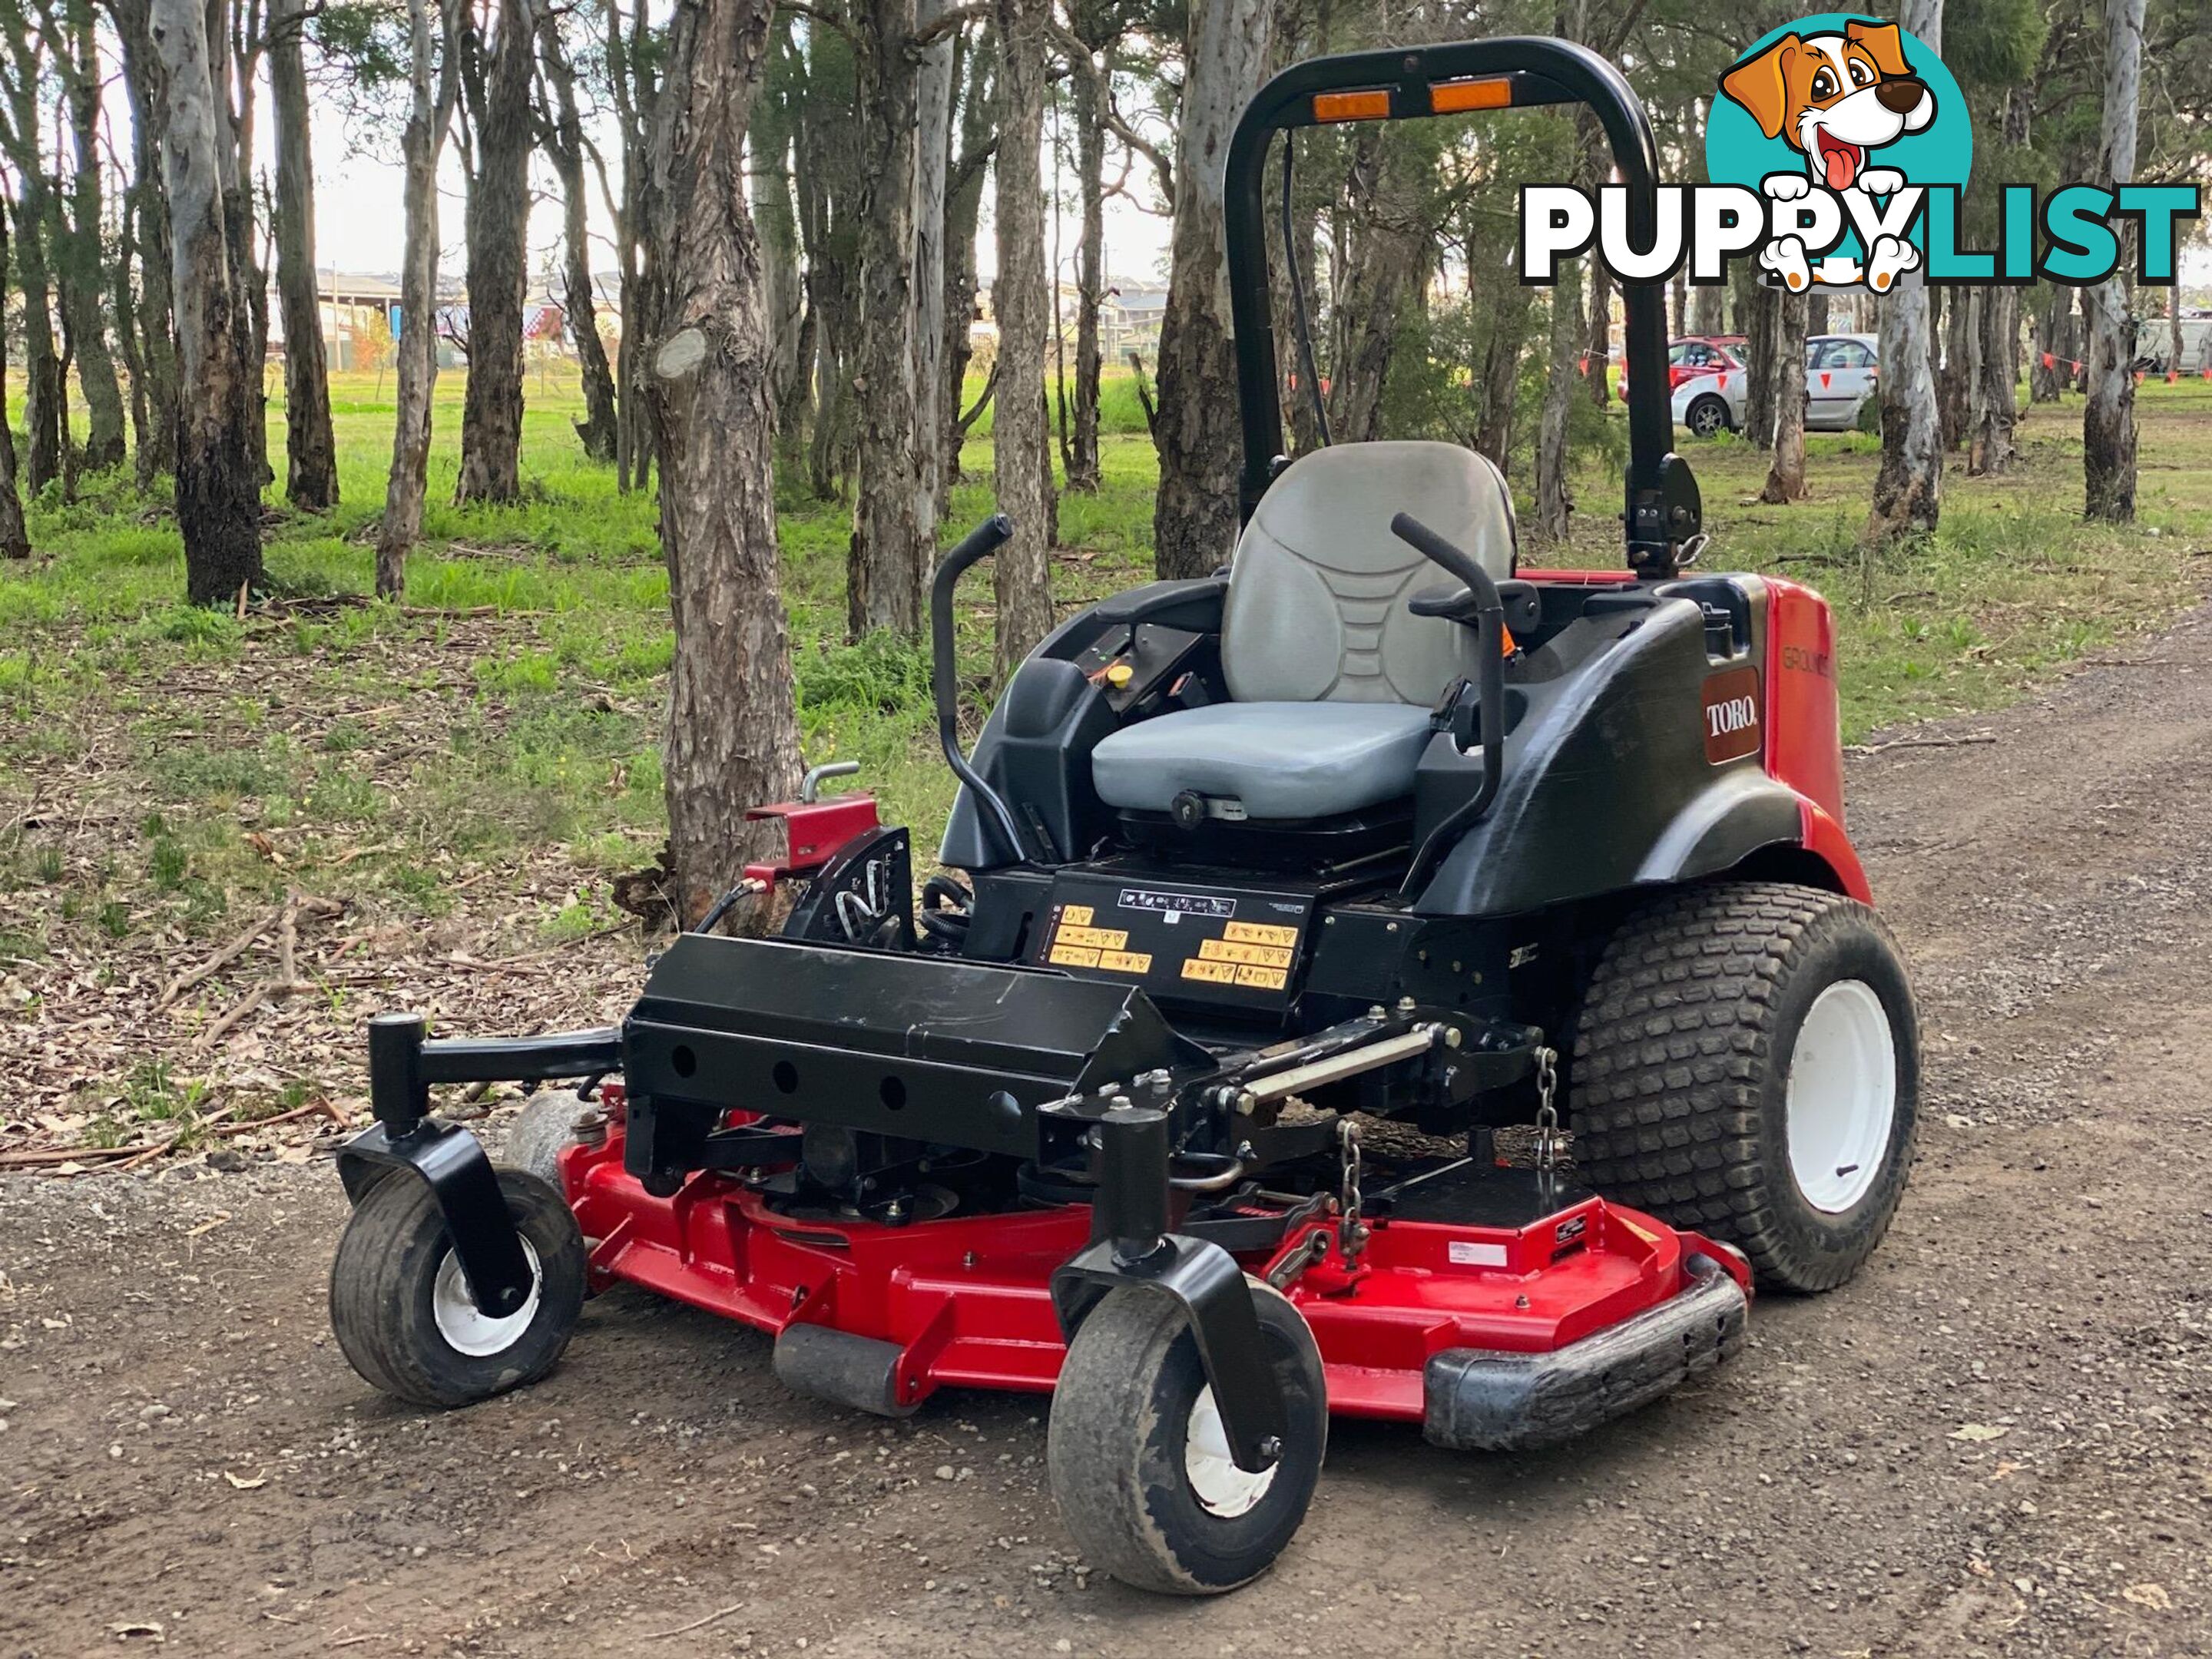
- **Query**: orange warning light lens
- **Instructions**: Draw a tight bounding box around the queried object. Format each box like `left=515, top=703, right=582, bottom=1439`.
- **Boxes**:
left=1312, top=89, right=1392, bottom=123
left=1429, top=76, right=1512, bottom=114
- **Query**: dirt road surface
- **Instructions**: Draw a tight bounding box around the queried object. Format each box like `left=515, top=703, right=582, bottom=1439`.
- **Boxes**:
left=7, top=612, right=2211, bottom=1658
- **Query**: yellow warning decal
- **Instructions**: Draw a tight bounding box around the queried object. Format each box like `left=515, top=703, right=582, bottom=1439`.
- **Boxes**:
left=1224, top=922, right=1299, bottom=948
left=1235, top=963, right=1290, bottom=990
left=1181, top=958, right=1238, bottom=985
left=1048, top=944, right=1101, bottom=968
left=1198, top=939, right=1294, bottom=969
left=1056, top=925, right=1129, bottom=950
left=1060, top=905, right=1094, bottom=926
left=1097, top=950, right=1154, bottom=975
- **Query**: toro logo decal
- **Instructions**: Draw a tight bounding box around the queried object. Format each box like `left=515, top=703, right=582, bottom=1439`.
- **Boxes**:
left=1702, top=667, right=1763, bottom=765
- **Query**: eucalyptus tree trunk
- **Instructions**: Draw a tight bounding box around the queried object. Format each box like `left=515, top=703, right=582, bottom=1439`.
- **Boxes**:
left=2083, top=0, right=2144, bottom=523
left=537, top=8, right=618, bottom=462
left=600, top=0, right=657, bottom=490
left=0, top=214, right=28, bottom=558
left=217, top=0, right=270, bottom=487
left=1690, top=281, right=1724, bottom=338
left=378, top=0, right=461, bottom=598
left=1062, top=15, right=1109, bottom=492
left=1533, top=257, right=1582, bottom=544
left=1475, top=246, right=1535, bottom=471
left=455, top=0, right=536, bottom=505
left=939, top=29, right=994, bottom=505
left=111, top=0, right=179, bottom=483
left=754, top=20, right=809, bottom=444
left=846, top=0, right=932, bottom=636
left=1760, top=290, right=1809, bottom=503
left=1864, top=0, right=1942, bottom=542
left=795, top=25, right=859, bottom=501
left=991, top=0, right=1053, bottom=682
left=5, top=195, right=63, bottom=493
left=1969, top=154, right=2024, bottom=492
left=152, top=0, right=267, bottom=602
left=910, top=0, right=955, bottom=522
left=2029, top=284, right=2065, bottom=402
left=1327, top=126, right=1426, bottom=445
left=1152, top=0, right=1273, bottom=579
left=57, top=0, right=128, bottom=474
left=1936, top=284, right=1972, bottom=450
left=1742, top=283, right=1780, bottom=449
left=270, top=0, right=338, bottom=507
left=644, top=0, right=801, bottom=927
left=1583, top=262, right=1610, bottom=406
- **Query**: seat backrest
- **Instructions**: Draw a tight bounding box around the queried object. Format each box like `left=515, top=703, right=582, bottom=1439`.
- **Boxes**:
left=1221, top=440, right=1517, bottom=706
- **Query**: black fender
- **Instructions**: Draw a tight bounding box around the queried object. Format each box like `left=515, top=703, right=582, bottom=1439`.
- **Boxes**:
left=1632, top=766, right=1807, bottom=887
left=336, top=1120, right=537, bottom=1320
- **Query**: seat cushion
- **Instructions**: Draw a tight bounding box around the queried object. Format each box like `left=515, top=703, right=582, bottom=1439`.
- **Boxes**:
left=1091, top=702, right=1434, bottom=820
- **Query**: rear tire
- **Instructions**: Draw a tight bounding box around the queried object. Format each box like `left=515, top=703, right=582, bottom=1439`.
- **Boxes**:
left=1568, top=882, right=1918, bottom=1293
left=329, top=1167, right=586, bottom=1407
left=1047, top=1280, right=1326, bottom=1595
left=1685, top=394, right=1732, bottom=438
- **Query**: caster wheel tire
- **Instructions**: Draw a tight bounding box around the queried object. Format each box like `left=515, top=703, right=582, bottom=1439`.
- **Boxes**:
left=329, top=1167, right=586, bottom=1409
left=502, top=1089, right=594, bottom=1191
left=1570, top=881, right=1919, bottom=1293
left=1046, top=1279, right=1326, bottom=1596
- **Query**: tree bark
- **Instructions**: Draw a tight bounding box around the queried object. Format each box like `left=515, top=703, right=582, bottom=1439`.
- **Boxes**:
left=455, top=0, right=536, bottom=505
left=378, top=0, right=462, bottom=599
left=0, top=211, right=29, bottom=557
left=1865, top=0, right=1943, bottom=543
left=939, top=29, right=993, bottom=506
left=1326, top=125, right=1425, bottom=445
left=536, top=8, right=619, bottom=462
left=152, top=0, right=267, bottom=602
left=111, top=0, right=180, bottom=484
left=54, top=0, right=129, bottom=474
left=1690, top=280, right=1724, bottom=339
left=1760, top=290, right=1808, bottom=503
left=5, top=194, right=64, bottom=494
left=644, top=0, right=801, bottom=929
left=794, top=25, right=859, bottom=502
left=1061, top=12, right=1112, bottom=492
left=598, top=0, right=658, bottom=491
left=910, top=0, right=955, bottom=524
left=1533, top=257, right=1582, bottom=544
left=1151, top=0, right=1273, bottom=580
left=1742, top=280, right=1780, bottom=449
left=754, top=18, right=809, bottom=446
left=846, top=0, right=933, bottom=637
left=1475, top=245, right=1534, bottom=472
left=1936, top=283, right=1972, bottom=450
left=1969, top=283, right=2022, bottom=475
left=2084, top=0, right=2144, bottom=523
left=1583, top=260, right=1610, bottom=407
left=269, top=0, right=337, bottom=507
left=990, top=0, right=1054, bottom=683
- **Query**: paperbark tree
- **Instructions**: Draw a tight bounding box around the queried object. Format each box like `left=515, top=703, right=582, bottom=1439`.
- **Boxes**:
left=992, top=0, right=1053, bottom=682
left=535, top=7, right=618, bottom=462
left=151, top=0, right=267, bottom=603
left=1760, top=290, right=1809, bottom=503
left=1151, top=0, right=1273, bottom=580
left=644, top=0, right=801, bottom=927
left=2083, top=0, right=2144, bottom=523
left=0, top=214, right=28, bottom=558
left=455, top=0, right=536, bottom=505
left=378, top=0, right=462, bottom=598
left=269, top=0, right=338, bottom=507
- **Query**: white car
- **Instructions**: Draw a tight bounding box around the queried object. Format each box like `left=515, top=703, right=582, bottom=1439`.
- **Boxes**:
left=1671, top=333, right=1880, bottom=438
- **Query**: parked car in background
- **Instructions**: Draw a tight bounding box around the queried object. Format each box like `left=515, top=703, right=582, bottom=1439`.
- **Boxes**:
left=1620, top=335, right=1747, bottom=405
left=1672, top=333, right=1880, bottom=438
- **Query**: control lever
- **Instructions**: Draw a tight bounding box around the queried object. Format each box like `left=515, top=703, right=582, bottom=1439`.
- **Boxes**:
left=1390, top=514, right=1506, bottom=900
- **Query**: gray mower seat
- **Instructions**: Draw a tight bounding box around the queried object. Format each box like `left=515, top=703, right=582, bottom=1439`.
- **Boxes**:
left=1091, top=440, right=1515, bottom=823
left=1089, top=701, right=1435, bottom=820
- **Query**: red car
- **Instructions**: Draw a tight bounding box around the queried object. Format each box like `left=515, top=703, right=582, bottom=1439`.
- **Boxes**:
left=1620, top=335, right=1747, bottom=402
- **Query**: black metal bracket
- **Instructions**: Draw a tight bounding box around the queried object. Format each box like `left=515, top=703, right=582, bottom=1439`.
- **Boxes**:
left=1045, top=1104, right=1290, bottom=1473
left=352, top=1012, right=624, bottom=1317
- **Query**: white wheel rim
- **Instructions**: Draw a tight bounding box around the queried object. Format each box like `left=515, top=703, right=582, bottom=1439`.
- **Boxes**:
left=1183, top=1386, right=1278, bottom=1518
left=432, top=1239, right=542, bottom=1357
left=1786, top=980, right=1898, bottom=1214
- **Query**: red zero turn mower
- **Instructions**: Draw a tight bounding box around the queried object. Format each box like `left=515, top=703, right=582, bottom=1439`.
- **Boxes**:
left=329, top=36, right=1918, bottom=1595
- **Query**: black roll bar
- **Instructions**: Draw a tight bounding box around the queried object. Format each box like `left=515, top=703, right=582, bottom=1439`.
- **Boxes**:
left=1223, top=36, right=1701, bottom=579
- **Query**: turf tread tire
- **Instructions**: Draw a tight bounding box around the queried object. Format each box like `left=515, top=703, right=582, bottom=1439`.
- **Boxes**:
left=329, top=1167, right=585, bottom=1409
left=1568, top=880, right=1917, bottom=1293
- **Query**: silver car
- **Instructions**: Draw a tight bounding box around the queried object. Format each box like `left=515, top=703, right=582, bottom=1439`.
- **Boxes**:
left=1671, top=333, right=1880, bottom=437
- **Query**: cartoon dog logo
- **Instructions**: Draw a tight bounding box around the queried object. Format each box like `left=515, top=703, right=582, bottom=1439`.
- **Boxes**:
left=1719, top=19, right=1936, bottom=291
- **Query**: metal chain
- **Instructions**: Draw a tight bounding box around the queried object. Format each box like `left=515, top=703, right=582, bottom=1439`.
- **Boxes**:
left=1534, top=1045, right=1561, bottom=1175
left=1336, top=1118, right=1369, bottom=1268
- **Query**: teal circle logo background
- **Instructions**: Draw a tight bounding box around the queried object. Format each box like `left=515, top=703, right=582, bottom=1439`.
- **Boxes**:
left=1705, top=14, right=1972, bottom=254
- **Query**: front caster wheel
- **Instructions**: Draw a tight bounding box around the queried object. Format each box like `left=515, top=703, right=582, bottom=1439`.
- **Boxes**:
left=1046, top=1279, right=1326, bottom=1595
left=329, top=1167, right=586, bottom=1408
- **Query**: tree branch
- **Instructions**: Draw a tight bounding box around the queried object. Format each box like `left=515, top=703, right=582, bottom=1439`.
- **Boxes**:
left=909, top=0, right=985, bottom=49
left=1105, top=101, right=1170, bottom=199
left=774, top=0, right=849, bottom=35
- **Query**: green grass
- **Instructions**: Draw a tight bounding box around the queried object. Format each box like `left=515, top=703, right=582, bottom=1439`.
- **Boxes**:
left=2, top=359, right=2208, bottom=955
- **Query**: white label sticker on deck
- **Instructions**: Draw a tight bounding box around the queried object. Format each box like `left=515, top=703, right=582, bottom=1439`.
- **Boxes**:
left=1447, top=1240, right=1508, bottom=1267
